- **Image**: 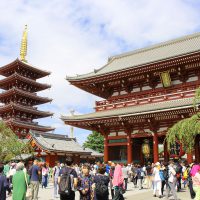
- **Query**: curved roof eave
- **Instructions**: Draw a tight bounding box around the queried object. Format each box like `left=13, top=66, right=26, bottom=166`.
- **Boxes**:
left=66, top=32, right=200, bottom=82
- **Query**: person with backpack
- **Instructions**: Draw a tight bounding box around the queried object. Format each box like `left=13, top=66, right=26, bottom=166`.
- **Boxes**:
left=58, top=157, right=78, bottom=200
left=165, top=161, right=178, bottom=200
left=175, top=161, right=182, bottom=192
left=94, top=165, right=109, bottom=200
left=78, top=163, right=95, bottom=200
left=160, top=162, right=169, bottom=197
left=137, top=164, right=145, bottom=190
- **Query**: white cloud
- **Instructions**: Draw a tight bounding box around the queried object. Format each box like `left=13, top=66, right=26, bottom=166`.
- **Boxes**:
left=0, top=0, right=200, bottom=142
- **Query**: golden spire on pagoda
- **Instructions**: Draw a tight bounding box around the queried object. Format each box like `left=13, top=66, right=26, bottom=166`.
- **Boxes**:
left=20, top=25, right=28, bottom=62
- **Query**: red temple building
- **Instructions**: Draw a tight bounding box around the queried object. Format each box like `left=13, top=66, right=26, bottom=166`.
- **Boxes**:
left=62, top=32, right=200, bottom=164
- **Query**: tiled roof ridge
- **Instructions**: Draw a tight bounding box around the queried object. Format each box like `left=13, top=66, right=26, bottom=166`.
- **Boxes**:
left=108, top=32, right=200, bottom=61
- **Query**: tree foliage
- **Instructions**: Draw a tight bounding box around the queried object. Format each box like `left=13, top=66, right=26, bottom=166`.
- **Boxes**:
left=0, top=121, right=33, bottom=162
left=166, top=87, right=200, bottom=153
left=83, top=131, right=104, bottom=153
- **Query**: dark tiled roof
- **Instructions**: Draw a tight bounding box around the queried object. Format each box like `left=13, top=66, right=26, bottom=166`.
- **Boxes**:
left=67, top=32, right=200, bottom=81
left=30, top=131, right=91, bottom=155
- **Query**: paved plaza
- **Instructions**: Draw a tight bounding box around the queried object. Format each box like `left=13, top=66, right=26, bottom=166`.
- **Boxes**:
left=7, top=181, right=191, bottom=200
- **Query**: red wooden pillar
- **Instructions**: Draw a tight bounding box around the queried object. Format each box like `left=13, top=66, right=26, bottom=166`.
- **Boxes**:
left=187, top=153, right=193, bottom=164
left=104, top=134, right=109, bottom=163
left=164, top=141, right=169, bottom=162
left=153, top=132, right=159, bottom=163
left=127, top=134, right=132, bottom=164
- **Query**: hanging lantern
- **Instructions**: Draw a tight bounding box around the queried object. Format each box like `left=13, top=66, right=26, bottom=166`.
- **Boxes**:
left=142, top=139, right=150, bottom=158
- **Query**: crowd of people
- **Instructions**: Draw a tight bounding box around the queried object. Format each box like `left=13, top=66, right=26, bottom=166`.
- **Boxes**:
left=0, top=158, right=200, bottom=200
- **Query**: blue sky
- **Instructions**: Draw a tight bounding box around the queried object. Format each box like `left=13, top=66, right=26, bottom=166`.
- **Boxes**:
left=0, top=0, right=200, bottom=144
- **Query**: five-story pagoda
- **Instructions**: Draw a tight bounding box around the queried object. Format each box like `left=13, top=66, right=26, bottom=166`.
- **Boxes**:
left=0, top=25, right=54, bottom=138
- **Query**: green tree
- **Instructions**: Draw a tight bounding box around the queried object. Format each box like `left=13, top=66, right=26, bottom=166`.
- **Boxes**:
left=166, top=88, right=200, bottom=153
left=83, top=131, right=104, bottom=153
left=0, top=121, right=33, bottom=162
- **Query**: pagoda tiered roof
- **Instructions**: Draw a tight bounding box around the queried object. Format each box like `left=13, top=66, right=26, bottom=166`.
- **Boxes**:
left=0, top=103, right=53, bottom=118
left=0, top=73, right=51, bottom=92
left=0, top=88, right=52, bottom=105
left=0, top=59, right=51, bottom=79
left=6, top=119, right=55, bottom=132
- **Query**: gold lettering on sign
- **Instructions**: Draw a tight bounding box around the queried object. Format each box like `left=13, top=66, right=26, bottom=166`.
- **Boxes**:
left=160, top=71, right=171, bottom=87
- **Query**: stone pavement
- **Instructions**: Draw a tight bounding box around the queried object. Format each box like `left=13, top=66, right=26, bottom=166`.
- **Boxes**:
left=7, top=182, right=191, bottom=200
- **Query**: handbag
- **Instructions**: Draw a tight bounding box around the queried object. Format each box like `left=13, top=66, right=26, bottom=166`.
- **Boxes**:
left=24, top=171, right=32, bottom=199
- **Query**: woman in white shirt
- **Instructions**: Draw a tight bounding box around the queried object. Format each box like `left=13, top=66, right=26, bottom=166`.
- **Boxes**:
left=152, top=162, right=162, bottom=198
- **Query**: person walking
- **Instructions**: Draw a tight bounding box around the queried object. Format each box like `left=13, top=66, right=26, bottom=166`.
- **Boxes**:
left=131, top=164, right=138, bottom=188
left=112, top=164, right=124, bottom=200
left=122, top=164, right=129, bottom=191
left=188, top=163, right=196, bottom=199
left=137, top=164, right=145, bottom=190
left=58, top=157, right=78, bottom=200
left=175, top=161, right=182, bottom=192
left=146, top=162, right=153, bottom=189
left=78, top=163, right=95, bottom=200
left=152, top=162, right=162, bottom=198
left=165, top=161, right=178, bottom=200
left=29, top=160, right=41, bottom=200
left=53, top=161, right=61, bottom=198
left=191, top=164, right=200, bottom=200
left=41, top=163, right=49, bottom=189
left=12, top=162, right=29, bottom=200
left=0, top=164, right=9, bottom=200
left=109, top=163, right=115, bottom=199
left=94, top=165, right=109, bottom=200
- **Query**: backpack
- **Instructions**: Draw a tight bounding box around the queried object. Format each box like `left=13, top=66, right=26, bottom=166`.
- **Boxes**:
left=95, top=179, right=108, bottom=197
left=58, top=168, right=73, bottom=195
left=159, top=170, right=165, bottom=181
left=183, top=169, right=188, bottom=179
left=162, top=169, right=169, bottom=181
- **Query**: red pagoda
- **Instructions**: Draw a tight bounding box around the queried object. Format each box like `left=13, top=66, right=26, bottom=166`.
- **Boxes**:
left=62, top=32, right=200, bottom=164
left=0, top=25, right=54, bottom=137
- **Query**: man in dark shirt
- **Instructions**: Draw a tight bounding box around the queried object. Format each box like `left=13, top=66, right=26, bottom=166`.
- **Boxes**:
left=30, top=160, right=41, bottom=200
left=58, top=157, right=78, bottom=200
left=0, top=164, right=9, bottom=200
